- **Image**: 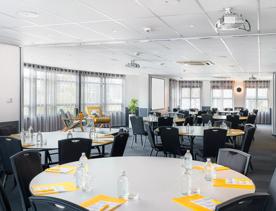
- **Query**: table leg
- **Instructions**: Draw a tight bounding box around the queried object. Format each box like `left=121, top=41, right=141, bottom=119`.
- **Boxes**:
left=189, top=136, right=195, bottom=158
left=102, top=145, right=105, bottom=157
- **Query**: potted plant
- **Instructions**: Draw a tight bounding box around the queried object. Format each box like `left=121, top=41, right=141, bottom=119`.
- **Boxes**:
left=128, top=98, right=138, bottom=128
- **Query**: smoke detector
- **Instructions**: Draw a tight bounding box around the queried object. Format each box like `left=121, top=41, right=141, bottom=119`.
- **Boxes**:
left=216, top=8, right=251, bottom=32
left=125, top=60, right=140, bottom=69
left=144, top=27, right=152, bottom=33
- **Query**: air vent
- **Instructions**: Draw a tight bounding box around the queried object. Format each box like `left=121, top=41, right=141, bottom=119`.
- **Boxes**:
left=213, top=76, right=231, bottom=79
left=176, top=60, right=214, bottom=66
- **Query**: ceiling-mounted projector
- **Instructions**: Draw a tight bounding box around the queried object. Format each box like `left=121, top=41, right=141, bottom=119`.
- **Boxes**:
left=249, top=74, right=257, bottom=80
left=216, top=8, right=251, bottom=32
left=125, top=60, right=140, bottom=69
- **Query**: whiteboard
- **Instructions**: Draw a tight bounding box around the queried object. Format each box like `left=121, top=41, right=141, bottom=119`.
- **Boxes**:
left=151, top=78, right=165, bottom=110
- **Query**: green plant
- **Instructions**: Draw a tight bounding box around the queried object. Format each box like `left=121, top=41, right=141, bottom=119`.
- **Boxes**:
left=128, top=98, right=138, bottom=114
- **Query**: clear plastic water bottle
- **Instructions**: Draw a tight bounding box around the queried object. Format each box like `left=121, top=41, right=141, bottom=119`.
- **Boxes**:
left=67, top=131, right=73, bottom=139
left=36, top=131, right=43, bottom=146
left=221, top=121, right=227, bottom=129
left=75, top=162, right=83, bottom=188
left=187, top=123, right=190, bottom=133
left=28, top=126, right=34, bottom=143
left=183, top=150, right=193, bottom=172
left=79, top=153, right=89, bottom=173
left=181, top=170, right=192, bottom=195
left=117, top=171, right=129, bottom=199
left=204, top=158, right=216, bottom=181
left=207, top=120, right=212, bottom=128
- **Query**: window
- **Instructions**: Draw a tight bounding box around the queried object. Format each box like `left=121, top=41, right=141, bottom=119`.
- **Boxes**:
left=181, top=87, right=200, bottom=109
left=246, top=87, right=268, bottom=112
left=212, top=89, right=233, bottom=110
left=105, top=78, right=124, bottom=112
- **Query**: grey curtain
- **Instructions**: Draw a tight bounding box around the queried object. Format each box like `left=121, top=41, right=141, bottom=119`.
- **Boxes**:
left=210, top=80, right=234, bottom=89
left=244, top=80, right=270, bottom=124
left=169, top=79, right=178, bottom=110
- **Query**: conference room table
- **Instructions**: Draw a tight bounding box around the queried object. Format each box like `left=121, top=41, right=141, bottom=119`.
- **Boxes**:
left=30, top=156, right=255, bottom=211
left=143, top=116, right=185, bottom=124
left=11, top=128, right=119, bottom=164
left=155, top=126, right=245, bottom=154
left=212, top=115, right=248, bottom=121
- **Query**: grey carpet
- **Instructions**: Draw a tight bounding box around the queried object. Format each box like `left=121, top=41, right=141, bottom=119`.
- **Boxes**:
left=5, top=124, right=276, bottom=210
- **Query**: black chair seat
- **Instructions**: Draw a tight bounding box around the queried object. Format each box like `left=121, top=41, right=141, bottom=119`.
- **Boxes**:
left=155, top=144, right=163, bottom=150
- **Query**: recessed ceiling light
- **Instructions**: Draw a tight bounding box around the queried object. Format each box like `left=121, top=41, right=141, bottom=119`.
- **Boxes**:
left=112, top=30, right=117, bottom=33
left=17, top=10, right=39, bottom=18
left=189, top=24, right=195, bottom=28
left=144, top=27, right=152, bottom=33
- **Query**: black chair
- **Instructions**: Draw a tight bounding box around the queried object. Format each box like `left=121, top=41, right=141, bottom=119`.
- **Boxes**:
left=30, top=196, right=88, bottom=211
left=246, top=114, right=257, bottom=124
left=58, top=138, right=91, bottom=165
left=110, top=132, right=129, bottom=157
left=194, top=128, right=227, bottom=161
left=159, top=127, right=186, bottom=157
left=0, top=182, right=11, bottom=211
left=184, top=116, right=194, bottom=126
left=158, top=116, right=173, bottom=127
left=241, top=126, right=256, bottom=153
left=212, top=108, right=218, bottom=114
left=201, top=114, right=212, bottom=126
left=130, top=116, right=147, bottom=148
left=10, top=150, right=43, bottom=211
left=215, top=193, right=270, bottom=211
left=267, top=168, right=276, bottom=211
left=145, top=124, right=163, bottom=156
left=217, top=148, right=250, bottom=175
left=0, top=136, right=22, bottom=187
left=253, top=109, right=258, bottom=116
left=213, top=121, right=232, bottom=128
left=229, top=115, right=241, bottom=129
left=240, top=109, right=249, bottom=117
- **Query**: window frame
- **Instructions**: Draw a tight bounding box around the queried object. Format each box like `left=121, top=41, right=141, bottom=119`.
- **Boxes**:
left=245, top=87, right=269, bottom=111
left=180, top=87, right=201, bottom=109
left=211, top=88, right=233, bottom=110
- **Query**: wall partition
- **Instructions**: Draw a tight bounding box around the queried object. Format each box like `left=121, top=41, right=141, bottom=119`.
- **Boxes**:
left=23, top=64, right=125, bottom=131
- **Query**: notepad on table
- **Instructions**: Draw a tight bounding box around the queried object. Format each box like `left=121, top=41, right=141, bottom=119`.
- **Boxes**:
left=213, top=178, right=255, bottom=190
left=80, top=195, right=127, bottom=211
left=173, top=194, right=221, bottom=211
left=45, top=165, right=76, bottom=174
left=31, top=182, right=78, bottom=196
left=192, top=165, right=230, bottom=171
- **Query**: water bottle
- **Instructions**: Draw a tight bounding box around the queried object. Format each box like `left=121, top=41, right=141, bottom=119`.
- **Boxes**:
left=187, top=123, right=190, bottom=133
left=28, top=126, right=34, bottom=143
left=20, top=131, right=26, bottom=144
left=181, top=170, right=192, bottom=195
left=79, top=153, right=89, bottom=173
left=67, top=131, right=73, bottom=139
left=36, top=131, right=43, bottom=146
left=207, top=120, right=212, bottom=128
left=221, top=121, right=227, bottom=129
left=204, top=158, right=216, bottom=181
left=75, top=162, right=83, bottom=188
left=183, top=150, right=193, bottom=173
left=117, top=171, right=129, bottom=199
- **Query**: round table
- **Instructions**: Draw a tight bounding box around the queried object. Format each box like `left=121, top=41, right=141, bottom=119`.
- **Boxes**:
left=30, top=157, right=254, bottom=211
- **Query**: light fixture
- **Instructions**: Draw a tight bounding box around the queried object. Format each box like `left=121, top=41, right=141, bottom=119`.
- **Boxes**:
left=216, top=8, right=251, bottom=32
left=17, top=10, right=39, bottom=18
left=125, top=60, right=140, bottom=69
left=236, top=87, right=242, bottom=93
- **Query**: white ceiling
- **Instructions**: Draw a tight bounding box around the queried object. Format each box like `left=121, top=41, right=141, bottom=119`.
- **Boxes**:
left=1, top=0, right=276, bottom=79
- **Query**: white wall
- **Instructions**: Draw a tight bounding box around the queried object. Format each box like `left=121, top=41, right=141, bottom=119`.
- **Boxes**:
left=0, top=43, right=20, bottom=122
left=233, top=80, right=245, bottom=107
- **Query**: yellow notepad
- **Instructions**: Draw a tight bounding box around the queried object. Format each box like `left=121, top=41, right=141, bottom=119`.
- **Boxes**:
left=31, top=182, right=78, bottom=196
left=213, top=178, right=255, bottom=190
left=193, top=165, right=230, bottom=171
left=173, top=194, right=221, bottom=211
left=45, top=165, right=76, bottom=174
left=80, top=195, right=127, bottom=211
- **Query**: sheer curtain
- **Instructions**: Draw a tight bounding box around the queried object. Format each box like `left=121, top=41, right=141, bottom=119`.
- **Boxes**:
left=179, top=81, right=202, bottom=109
left=169, top=79, right=179, bottom=110
left=244, top=80, right=270, bottom=124
left=81, top=72, right=125, bottom=127
left=210, top=81, right=234, bottom=110
left=23, top=64, right=79, bottom=131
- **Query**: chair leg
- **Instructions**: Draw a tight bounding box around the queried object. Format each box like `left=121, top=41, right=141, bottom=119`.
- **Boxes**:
left=11, top=175, right=16, bottom=190
left=131, top=135, right=135, bottom=148
left=150, top=149, right=153, bottom=156
left=140, top=135, right=143, bottom=146
left=3, top=174, right=7, bottom=188
left=156, top=151, right=159, bottom=156
left=249, top=160, right=254, bottom=171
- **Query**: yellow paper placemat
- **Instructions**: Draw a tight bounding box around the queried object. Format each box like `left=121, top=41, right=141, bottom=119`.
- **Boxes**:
left=45, top=165, right=76, bottom=174
left=31, top=182, right=78, bottom=196
left=193, top=165, right=230, bottom=171
left=213, top=178, right=255, bottom=190
left=173, top=194, right=221, bottom=211
left=80, top=194, right=127, bottom=211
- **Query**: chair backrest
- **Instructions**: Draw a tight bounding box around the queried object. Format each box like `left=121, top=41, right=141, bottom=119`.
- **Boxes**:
left=145, top=124, right=156, bottom=148
left=158, top=117, right=173, bottom=127
left=0, top=182, right=11, bottom=211
left=85, top=105, right=103, bottom=116
left=241, top=126, right=256, bottom=153
left=217, top=148, right=250, bottom=175
left=0, top=136, right=22, bottom=174
left=130, top=116, right=146, bottom=135
left=30, top=196, right=88, bottom=211
left=184, top=116, right=194, bottom=126
left=253, top=109, right=258, bottom=116
left=159, top=127, right=182, bottom=156
left=246, top=114, right=256, bottom=124
left=241, top=109, right=249, bottom=117
left=10, top=150, right=43, bottom=210
left=110, top=132, right=129, bottom=157
left=58, top=138, right=91, bottom=164
left=215, top=193, right=270, bottom=211
left=267, top=168, right=276, bottom=211
left=203, top=128, right=227, bottom=158
left=213, top=121, right=232, bottom=128
left=202, top=114, right=212, bottom=125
